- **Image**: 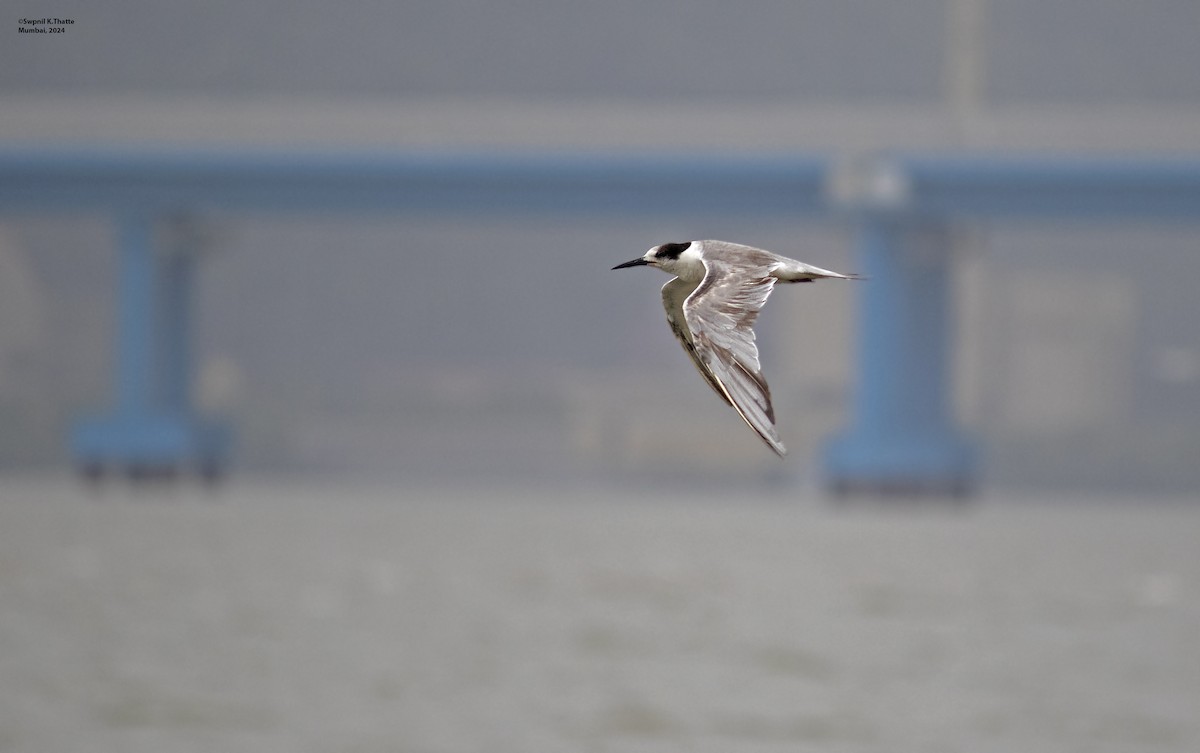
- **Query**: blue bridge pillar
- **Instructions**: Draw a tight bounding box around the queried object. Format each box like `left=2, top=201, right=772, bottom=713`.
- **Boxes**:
left=823, top=217, right=976, bottom=495
left=71, top=214, right=230, bottom=481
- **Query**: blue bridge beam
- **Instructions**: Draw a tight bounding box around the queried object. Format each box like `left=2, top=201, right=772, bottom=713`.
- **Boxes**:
left=5, top=149, right=1200, bottom=490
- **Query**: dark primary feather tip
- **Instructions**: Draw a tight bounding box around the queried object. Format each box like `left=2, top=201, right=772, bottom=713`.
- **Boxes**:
left=654, top=242, right=691, bottom=260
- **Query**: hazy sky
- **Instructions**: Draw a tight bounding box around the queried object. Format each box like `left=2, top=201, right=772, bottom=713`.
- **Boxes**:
left=5, top=1, right=1200, bottom=105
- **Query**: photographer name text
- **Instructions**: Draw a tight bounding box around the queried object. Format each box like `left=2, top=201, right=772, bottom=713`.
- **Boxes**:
left=19, top=17, right=75, bottom=34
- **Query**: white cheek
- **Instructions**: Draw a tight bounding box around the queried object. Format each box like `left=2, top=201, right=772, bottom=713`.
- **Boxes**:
left=670, top=243, right=707, bottom=280
left=678, top=243, right=704, bottom=265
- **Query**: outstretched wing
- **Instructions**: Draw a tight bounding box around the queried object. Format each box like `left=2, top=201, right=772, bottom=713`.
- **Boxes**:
left=662, top=277, right=732, bottom=407
left=661, top=257, right=786, bottom=456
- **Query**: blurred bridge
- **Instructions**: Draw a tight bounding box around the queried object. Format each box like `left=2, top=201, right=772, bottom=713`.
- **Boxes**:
left=2, top=149, right=1200, bottom=491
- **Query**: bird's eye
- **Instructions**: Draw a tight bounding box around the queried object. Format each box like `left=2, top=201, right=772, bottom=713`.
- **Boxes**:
left=655, top=242, right=691, bottom=260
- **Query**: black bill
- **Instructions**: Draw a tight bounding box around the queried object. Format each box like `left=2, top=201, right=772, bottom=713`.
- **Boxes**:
left=612, top=258, right=650, bottom=270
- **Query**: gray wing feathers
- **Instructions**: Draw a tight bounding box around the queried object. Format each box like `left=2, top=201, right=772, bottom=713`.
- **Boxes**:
left=662, top=257, right=787, bottom=456
left=661, top=277, right=732, bottom=407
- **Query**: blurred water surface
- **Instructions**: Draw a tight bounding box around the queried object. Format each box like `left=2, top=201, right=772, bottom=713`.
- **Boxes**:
left=1, top=478, right=1197, bottom=753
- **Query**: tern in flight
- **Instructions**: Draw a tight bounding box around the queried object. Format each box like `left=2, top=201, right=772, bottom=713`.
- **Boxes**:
left=613, top=240, right=858, bottom=456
